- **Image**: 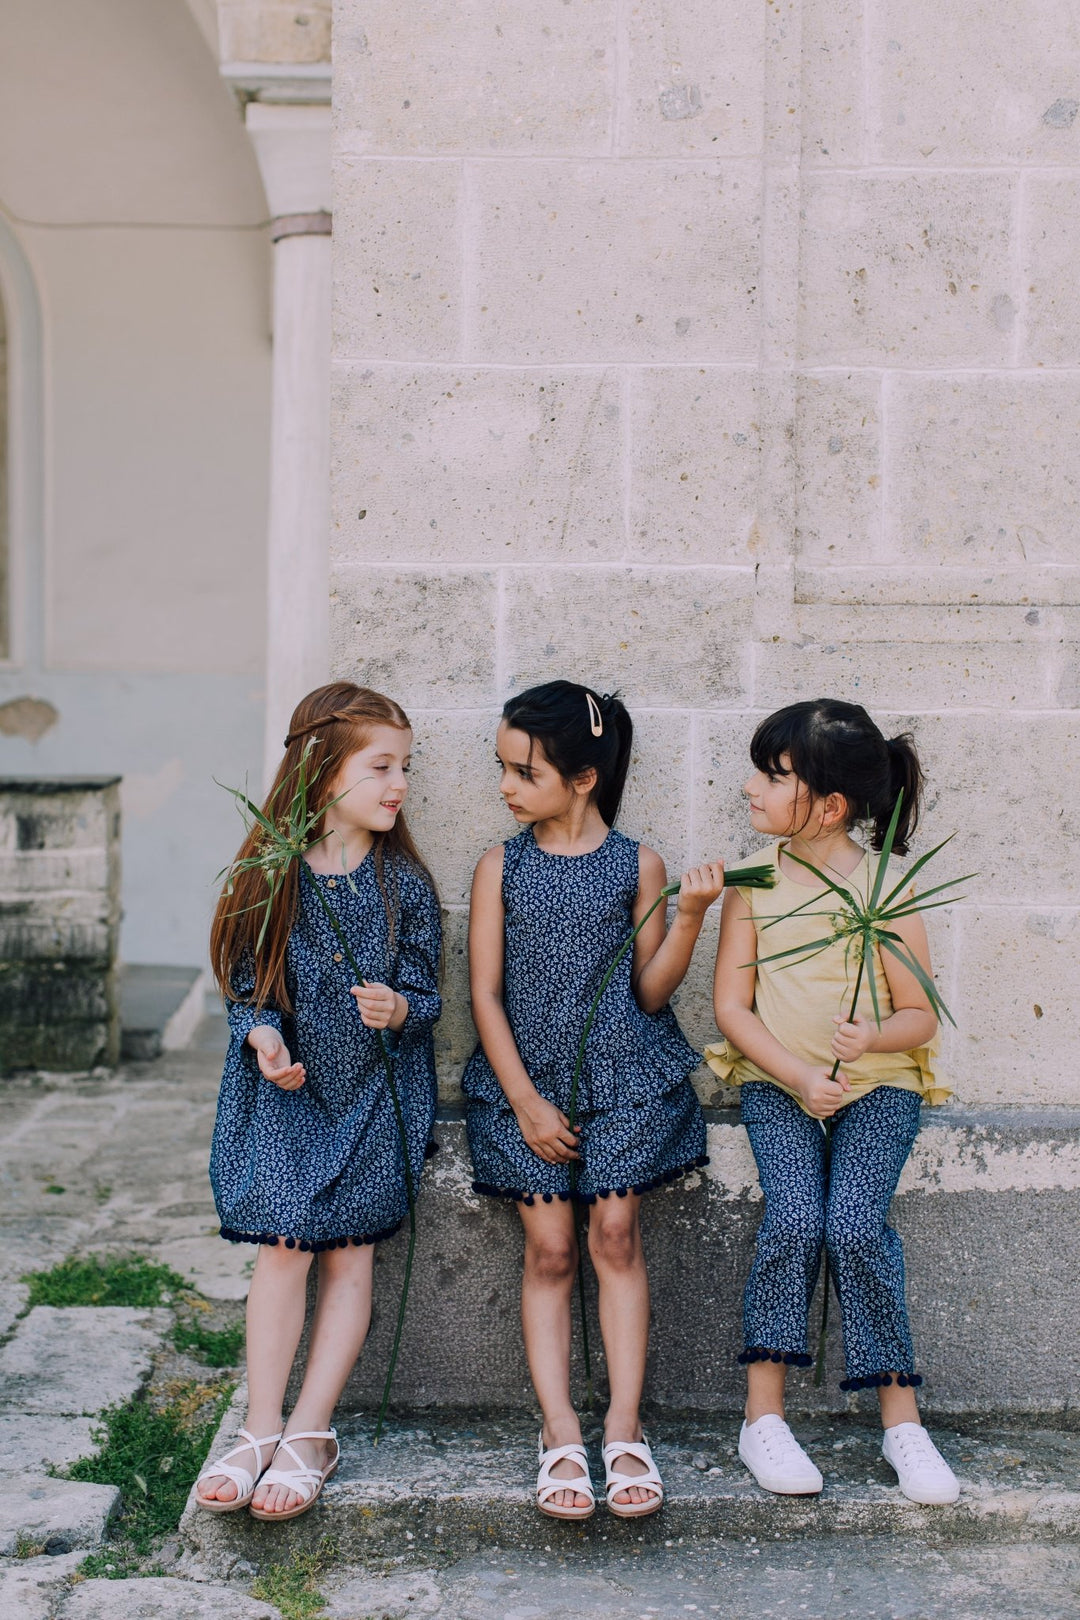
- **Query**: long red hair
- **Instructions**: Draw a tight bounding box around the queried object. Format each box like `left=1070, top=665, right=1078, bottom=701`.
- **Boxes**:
left=210, top=682, right=436, bottom=1012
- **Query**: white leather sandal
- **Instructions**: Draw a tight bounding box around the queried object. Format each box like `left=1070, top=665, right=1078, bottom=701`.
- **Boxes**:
left=248, top=1428, right=340, bottom=1522
left=536, top=1433, right=596, bottom=1521
left=602, top=1436, right=664, bottom=1518
left=194, top=1427, right=282, bottom=1513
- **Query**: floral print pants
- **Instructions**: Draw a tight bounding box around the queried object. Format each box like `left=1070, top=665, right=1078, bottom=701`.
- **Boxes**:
left=739, top=1081, right=923, bottom=1383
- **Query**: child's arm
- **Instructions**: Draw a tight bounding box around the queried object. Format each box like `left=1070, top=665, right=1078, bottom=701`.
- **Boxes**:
left=830, top=908, right=938, bottom=1062
left=631, top=845, right=725, bottom=1015
left=351, top=874, right=442, bottom=1035
left=713, top=887, right=849, bottom=1120
left=468, top=845, right=580, bottom=1164
left=226, top=953, right=306, bottom=1090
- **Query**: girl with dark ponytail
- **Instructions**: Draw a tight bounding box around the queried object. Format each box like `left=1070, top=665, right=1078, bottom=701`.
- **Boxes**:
left=710, top=698, right=959, bottom=1507
left=463, top=680, right=725, bottom=1521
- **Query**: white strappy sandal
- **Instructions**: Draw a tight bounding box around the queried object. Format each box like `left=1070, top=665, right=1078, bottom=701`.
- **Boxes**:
left=602, top=1436, right=664, bottom=1518
left=249, top=1428, right=340, bottom=1522
left=194, top=1427, right=282, bottom=1513
left=536, top=1433, right=596, bottom=1521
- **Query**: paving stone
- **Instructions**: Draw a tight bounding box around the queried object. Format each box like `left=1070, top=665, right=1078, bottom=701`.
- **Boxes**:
left=0, top=1307, right=170, bottom=1417
left=0, top=1474, right=118, bottom=1556
left=0, top=1552, right=85, bottom=1620
left=60, top=1577, right=283, bottom=1619
left=0, top=1414, right=97, bottom=1474
left=0, top=1281, right=28, bottom=1336
left=319, top=1540, right=1080, bottom=1620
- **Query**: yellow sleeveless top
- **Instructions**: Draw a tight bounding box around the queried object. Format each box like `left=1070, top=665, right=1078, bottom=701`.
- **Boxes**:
left=704, top=841, right=949, bottom=1116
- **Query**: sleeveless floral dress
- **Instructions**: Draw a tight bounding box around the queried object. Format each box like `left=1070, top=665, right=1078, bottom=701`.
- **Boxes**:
left=463, top=827, right=707, bottom=1202
left=210, top=851, right=441, bottom=1251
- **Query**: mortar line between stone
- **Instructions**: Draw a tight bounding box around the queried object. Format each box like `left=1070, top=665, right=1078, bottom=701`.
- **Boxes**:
left=401, top=703, right=1080, bottom=720
left=861, top=0, right=873, bottom=165
left=331, top=358, right=1080, bottom=377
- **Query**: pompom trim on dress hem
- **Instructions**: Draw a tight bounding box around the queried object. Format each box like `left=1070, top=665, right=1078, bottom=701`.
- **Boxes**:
left=471, top=1152, right=710, bottom=1206
left=840, top=1371, right=923, bottom=1391
left=738, top=1347, right=814, bottom=1368
left=218, top=1220, right=403, bottom=1253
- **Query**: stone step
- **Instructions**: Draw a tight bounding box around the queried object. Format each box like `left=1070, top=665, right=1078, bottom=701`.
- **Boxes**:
left=0, top=1476, right=119, bottom=1557
left=119, top=965, right=206, bottom=1061
left=181, top=1407, right=1080, bottom=1577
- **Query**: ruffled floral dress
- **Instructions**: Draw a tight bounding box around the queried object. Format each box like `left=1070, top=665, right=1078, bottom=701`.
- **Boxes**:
left=463, top=827, right=707, bottom=1203
left=210, top=852, right=441, bottom=1251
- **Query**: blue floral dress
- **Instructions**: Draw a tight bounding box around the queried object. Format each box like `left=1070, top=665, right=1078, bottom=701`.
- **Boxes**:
left=463, top=827, right=707, bottom=1203
left=210, top=852, right=441, bottom=1251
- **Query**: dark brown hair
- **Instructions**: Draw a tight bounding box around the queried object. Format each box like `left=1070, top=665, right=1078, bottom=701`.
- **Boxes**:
left=210, top=682, right=435, bottom=1012
left=501, top=680, right=634, bottom=827
left=750, top=698, right=924, bottom=855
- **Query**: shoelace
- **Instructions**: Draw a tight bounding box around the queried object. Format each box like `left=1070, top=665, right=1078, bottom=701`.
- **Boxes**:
left=891, top=1428, right=944, bottom=1469
left=759, top=1422, right=805, bottom=1462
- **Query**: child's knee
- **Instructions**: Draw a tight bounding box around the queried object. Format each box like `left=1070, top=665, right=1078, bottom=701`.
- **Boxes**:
left=587, top=1215, right=641, bottom=1271
left=524, top=1231, right=579, bottom=1284
left=824, top=1207, right=879, bottom=1266
left=255, top=1239, right=315, bottom=1274
left=764, top=1204, right=824, bottom=1262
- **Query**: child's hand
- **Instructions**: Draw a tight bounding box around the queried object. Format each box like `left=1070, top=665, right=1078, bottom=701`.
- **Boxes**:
left=514, top=1094, right=582, bottom=1164
left=797, top=1064, right=851, bottom=1119
left=249, top=1026, right=305, bottom=1090
left=350, top=981, right=402, bottom=1030
left=831, top=1013, right=875, bottom=1063
left=675, top=860, right=726, bottom=920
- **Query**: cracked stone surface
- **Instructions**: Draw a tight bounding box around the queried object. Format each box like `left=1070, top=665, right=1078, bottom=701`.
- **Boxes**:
left=0, top=1476, right=119, bottom=1557
left=0, top=1308, right=171, bottom=1417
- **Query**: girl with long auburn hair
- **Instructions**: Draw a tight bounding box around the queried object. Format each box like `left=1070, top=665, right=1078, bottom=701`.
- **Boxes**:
left=196, top=683, right=441, bottom=1522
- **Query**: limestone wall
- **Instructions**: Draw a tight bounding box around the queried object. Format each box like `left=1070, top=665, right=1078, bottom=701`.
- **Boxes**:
left=329, top=0, right=1079, bottom=1113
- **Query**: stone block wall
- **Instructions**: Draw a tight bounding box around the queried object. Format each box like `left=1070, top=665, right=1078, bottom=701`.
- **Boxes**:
left=330, top=0, right=1079, bottom=1115
left=0, top=778, right=121, bottom=1073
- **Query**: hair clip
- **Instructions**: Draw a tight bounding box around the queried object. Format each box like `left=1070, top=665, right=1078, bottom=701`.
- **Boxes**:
left=585, top=692, right=603, bottom=737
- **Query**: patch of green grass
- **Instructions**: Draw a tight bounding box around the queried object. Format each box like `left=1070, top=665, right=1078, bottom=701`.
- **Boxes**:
left=252, top=1541, right=338, bottom=1620
left=76, top=1549, right=154, bottom=1581
left=44, top=1184, right=66, bottom=1195
left=67, top=1381, right=233, bottom=1555
left=171, top=1319, right=245, bottom=1368
left=14, top=1533, right=46, bottom=1558
left=22, top=1253, right=188, bottom=1309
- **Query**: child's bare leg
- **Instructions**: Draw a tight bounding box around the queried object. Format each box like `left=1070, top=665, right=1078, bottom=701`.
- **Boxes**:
left=518, top=1198, right=589, bottom=1511
left=199, top=1242, right=313, bottom=1502
left=587, top=1194, right=652, bottom=1507
left=253, top=1243, right=375, bottom=1515
left=745, top=1358, right=789, bottom=1424
left=878, top=1379, right=921, bottom=1430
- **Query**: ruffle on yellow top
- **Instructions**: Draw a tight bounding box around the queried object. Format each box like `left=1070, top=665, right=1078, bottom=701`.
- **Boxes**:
left=703, top=842, right=952, bottom=1117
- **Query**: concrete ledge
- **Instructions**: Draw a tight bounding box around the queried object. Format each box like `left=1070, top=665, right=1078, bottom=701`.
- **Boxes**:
left=181, top=1404, right=1080, bottom=1576
left=310, top=1111, right=1080, bottom=1415
left=119, top=965, right=207, bottom=1061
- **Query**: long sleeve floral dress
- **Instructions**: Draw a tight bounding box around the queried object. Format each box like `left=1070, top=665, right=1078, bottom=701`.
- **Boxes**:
left=210, top=851, right=441, bottom=1252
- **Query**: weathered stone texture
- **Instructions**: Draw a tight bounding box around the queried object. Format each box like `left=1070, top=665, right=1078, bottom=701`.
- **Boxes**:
left=331, top=366, right=624, bottom=564
left=798, top=174, right=1016, bottom=367
left=333, top=159, right=462, bottom=361
left=887, top=374, right=1080, bottom=566
left=335, top=0, right=615, bottom=154
left=868, top=1, right=1080, bottom=166
left=217, top=1, right=330, bottom=64
left=627, top=369, right=766, bottom=563
left=622, top=0, right=765, bottom=157
left=330, top=566, right=497, bottom=708
left=800, top=0, right=864, bottom=165
left=795, top=372, right=882, bottom=563
left=469, top=162, right=761, bottom=363
left=0, top=778, right=121, bottom=1073
left=1022, top=176, right=1080, bottom=366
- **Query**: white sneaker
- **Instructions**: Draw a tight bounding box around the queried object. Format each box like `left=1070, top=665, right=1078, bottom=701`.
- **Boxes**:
left=738, top=1415, right=824, bottom=1496
left=882, top=1423, right=960, bottom=1504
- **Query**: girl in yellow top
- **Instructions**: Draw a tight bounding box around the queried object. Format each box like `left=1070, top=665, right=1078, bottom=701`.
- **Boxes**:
left=709, top=699, right=960, bottom=1507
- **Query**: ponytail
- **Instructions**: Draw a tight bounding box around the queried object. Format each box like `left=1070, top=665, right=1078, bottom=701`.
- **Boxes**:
left=877, top=733, right=923, bottom=856
left=501, top=681, right=634, bottom=828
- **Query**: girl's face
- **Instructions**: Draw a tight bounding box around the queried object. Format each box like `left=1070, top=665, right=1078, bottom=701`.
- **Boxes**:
left=744, top=754, right=814, bottom=838
left=495, top=721, right=581, bottom=824
left=327, top=725, right=412, bottom=833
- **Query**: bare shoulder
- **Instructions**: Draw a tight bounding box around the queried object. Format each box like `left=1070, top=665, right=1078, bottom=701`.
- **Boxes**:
left=636, top=843, right=667, bottom=886
left=472, top=844, right=505, bottom=889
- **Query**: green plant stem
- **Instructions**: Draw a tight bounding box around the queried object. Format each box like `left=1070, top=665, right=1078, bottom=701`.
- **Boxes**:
left=813, top=947, right=867, bottom=1386
left=300, top=864, right=416, bottom=1444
